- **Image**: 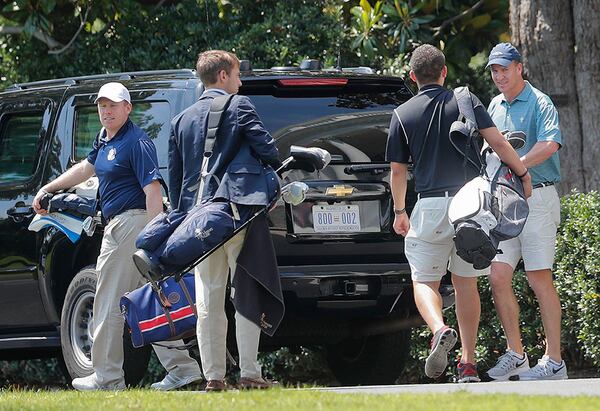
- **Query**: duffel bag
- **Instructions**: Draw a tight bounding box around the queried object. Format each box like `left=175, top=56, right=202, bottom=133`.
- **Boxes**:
left=135, top=209, right=187, bottom=252
left=120, top=273, right=196, bottom=348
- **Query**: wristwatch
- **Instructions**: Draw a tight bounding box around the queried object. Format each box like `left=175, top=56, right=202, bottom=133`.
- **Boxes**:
left=394, top=207, right=406, bottom=215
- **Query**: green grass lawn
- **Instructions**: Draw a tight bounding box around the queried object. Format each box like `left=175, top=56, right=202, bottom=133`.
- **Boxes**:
left=0, top=389, right=599, bottom=411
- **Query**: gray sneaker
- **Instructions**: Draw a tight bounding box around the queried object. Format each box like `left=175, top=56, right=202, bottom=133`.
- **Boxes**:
left=517, top=355, right=568, bottom=381
left=425, top=326, right=458, bottom=379
left=72, top=373, right=126, bottom=391
left=485, top=350, right=530, bottom=381
left=150, top=373, right=203, bottom=391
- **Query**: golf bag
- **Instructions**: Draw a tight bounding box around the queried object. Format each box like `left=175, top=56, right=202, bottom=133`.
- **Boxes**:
left=28, top=178, right=101, bottom=243
left=448, top=87, right=529, bottom=269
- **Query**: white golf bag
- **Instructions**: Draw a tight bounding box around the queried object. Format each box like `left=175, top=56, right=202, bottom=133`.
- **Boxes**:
left=447, top=87, right=529, bottom=269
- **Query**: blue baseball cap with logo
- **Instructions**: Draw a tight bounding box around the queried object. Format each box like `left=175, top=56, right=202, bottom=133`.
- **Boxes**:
left=486, top=43, right=522, bottom=68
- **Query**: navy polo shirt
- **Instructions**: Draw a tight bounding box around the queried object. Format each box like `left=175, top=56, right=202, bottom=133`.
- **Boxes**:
left=386, top=84, right=495, bottom=195
left=87, top=119, right=161, bottom=220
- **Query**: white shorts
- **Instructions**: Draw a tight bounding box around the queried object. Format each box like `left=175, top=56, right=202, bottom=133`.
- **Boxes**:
left=405, top=196, right=489, bottom=282
left=493, top=185, right=560, bottom=271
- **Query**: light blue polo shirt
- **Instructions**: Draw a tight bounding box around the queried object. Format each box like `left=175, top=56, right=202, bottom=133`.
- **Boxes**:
left=488, top=81, right=562, bottom=185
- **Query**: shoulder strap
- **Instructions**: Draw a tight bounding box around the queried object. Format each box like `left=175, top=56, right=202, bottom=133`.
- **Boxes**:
left=453, top=86, right=485, bottom=176
left=194, top=94, right=234, bottom=205
left=204, top=94, right=234, bottom=158
left=454, top=86, right=477, bottom=127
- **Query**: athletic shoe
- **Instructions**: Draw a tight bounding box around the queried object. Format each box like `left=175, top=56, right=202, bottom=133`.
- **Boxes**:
left=484, top=350, right=530, bottom=381
left=517, top=355, right=568, bottom=381
left=424, top=325, right=458, bottom=379
left=457, top=362, right=481, bottom=383
left=72, top=373, right=125, bottom=391
left=150, top=373, right=203, bottom=391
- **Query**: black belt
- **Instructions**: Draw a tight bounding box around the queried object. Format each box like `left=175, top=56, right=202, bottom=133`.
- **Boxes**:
left=532, top=181, right=555, bottom=189
left=418, top=189, right=459, bottom=199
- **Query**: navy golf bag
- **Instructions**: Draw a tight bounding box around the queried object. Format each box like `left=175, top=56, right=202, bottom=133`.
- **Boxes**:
left=134, top=200, right=256, bottom=279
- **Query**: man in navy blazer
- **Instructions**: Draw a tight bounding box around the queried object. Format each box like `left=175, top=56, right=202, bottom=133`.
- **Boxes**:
left=168, top=50, right=281, bottom=391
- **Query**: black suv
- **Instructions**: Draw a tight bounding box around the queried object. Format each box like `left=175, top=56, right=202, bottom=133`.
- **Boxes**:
left=0, top=62, right=454, bottom=385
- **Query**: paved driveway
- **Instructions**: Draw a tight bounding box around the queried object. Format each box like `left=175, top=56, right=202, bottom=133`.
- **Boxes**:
left=315, top=378, right=600, bottom=396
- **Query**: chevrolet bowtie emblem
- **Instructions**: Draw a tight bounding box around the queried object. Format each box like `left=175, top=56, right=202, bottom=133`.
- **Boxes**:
left=326, top=185, right=354, bottom=197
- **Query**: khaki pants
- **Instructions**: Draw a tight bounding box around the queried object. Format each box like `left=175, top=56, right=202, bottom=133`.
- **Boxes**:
left=91, top=209, right=200, bottom=386
left=194, top=228, right=262, bottom=381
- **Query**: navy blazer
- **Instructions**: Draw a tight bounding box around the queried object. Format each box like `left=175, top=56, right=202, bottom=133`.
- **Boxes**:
left=169, top=89, right=281, bottom=212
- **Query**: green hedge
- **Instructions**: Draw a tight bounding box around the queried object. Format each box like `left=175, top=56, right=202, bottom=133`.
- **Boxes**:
left=2, top=191, right=600, bottom=386
left=555, top=191, right=600, bottom=368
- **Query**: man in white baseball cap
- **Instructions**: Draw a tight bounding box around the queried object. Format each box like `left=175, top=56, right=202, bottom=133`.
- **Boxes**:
left=33, top=82, right=201, bottom=391
left=94, top=82, right=131, bottom=104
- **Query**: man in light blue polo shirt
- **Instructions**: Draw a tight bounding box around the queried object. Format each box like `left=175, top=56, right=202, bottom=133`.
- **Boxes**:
left=483, top=43, right=567, bottom=382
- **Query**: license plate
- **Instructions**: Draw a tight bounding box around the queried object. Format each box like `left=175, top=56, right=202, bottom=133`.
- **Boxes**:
left=312, top=204, right=360, bottom=232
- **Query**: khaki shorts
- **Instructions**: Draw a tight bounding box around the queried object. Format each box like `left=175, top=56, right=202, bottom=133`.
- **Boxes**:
left=493, top=185, right=560, bottom=271
left=405, top=196, right=489, bottom=282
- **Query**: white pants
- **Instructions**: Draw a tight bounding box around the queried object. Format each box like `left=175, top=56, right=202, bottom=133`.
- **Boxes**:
left=91, top=209, right=200, bottom=386
left=405, top=197, right=489, bottom=282
left=194, top=228, right=262, bottom=381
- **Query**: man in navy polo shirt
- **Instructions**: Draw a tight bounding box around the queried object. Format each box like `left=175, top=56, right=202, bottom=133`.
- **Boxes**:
left=33, top=83, right=201, bottom=391
left=484, top=43, right=567, bottom=382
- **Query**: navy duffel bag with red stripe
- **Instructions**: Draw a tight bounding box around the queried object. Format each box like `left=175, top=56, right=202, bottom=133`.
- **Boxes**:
left=120, top=273, right=196, bottom=348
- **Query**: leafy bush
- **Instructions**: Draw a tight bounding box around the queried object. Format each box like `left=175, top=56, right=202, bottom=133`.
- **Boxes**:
left=0, top=358, right=66, bottom=388
left=555, top=191, right=600, bottom=368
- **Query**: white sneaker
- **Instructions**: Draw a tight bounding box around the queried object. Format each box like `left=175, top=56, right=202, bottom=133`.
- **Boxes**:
left=72, top=373, right=126, bottom=391
left=485, top=350, right=530, bottom=381
left=150, top=373, right=203, bottom=391
left=517, top=355, right=568, bottom=381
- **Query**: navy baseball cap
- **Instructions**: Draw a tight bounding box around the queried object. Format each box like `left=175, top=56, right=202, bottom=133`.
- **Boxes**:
left=486, top=43, right=522, bottom=68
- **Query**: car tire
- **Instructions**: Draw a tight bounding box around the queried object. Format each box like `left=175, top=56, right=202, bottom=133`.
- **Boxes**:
left=326, top=330, right=410, bottom=385
left=60, top=265, right=151, bottom=387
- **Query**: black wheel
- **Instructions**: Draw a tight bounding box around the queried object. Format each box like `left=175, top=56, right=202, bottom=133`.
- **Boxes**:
left=60, top=266, right=151, bottom=387
left=326, top=330, right=411, bottom=385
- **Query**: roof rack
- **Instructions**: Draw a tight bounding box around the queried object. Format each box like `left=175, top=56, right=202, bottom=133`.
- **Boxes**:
left=239, top=60, right=252, bottom=72
left=5, top=69, right=196, bottom=92
left=341, top=67, right=375, bottom=74
left=271, top=59, right=324, bottom=72
left=270, top=66, right=301, bottom=72
left=300, top=59, right=322, bottom=71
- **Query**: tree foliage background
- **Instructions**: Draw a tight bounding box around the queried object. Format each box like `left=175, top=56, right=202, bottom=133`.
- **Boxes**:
left=2, top=0, right=600, bottom=388
left=1, top=0, right=508, bottom=102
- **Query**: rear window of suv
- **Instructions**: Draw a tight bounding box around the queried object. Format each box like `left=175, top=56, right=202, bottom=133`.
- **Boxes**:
left=246, top=84, right=410, bottom=164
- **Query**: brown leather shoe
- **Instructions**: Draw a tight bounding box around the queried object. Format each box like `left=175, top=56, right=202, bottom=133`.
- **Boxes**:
left=237, top=377, right=278, bottom=390
left=205, top=379, right=227, bottom=392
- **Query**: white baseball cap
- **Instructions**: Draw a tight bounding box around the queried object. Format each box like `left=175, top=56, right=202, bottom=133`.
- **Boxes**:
left=94, top=82, right=131, bottom=103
